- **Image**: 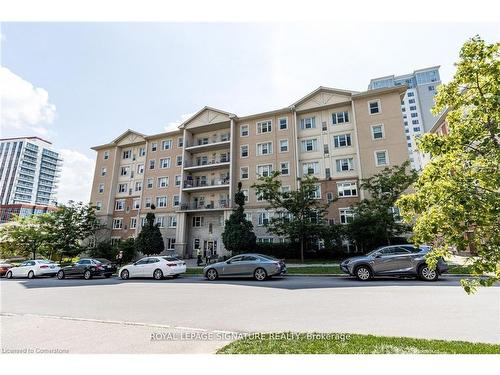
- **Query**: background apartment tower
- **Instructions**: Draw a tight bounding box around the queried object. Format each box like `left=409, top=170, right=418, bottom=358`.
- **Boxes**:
left=0, top=136, right=62, bottom=222
left=368, top=66, right=441, bottom=170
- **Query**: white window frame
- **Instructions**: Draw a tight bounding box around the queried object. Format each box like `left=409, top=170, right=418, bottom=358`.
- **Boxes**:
left=101, top=167, right=106, bottom=176
left=173, top=195, right=180, bottom=207
left=257, top=212, right=270, bottom=226
left=337, top=182, right=358, bottom=197
left=162, top=139, right=172, bottom=150
left=240, top=144, right=249, bottom=158
left=156, top=196, right=168, bottom=208
left=159, top=157, right=171, bottom=169
left=335, top=158, right=355, bottom=172
left=371, top=124, right=385, bottom=140
left=146, top=178, right=153, bottom=189
left=117, top=183, right=128, bottom=193
left=278, top=117, right=288, bottom=130
left=368, top=99, right=381, bottom=115
left=301, top=138, right=318, bottom=152
left=300, top=117, right=316, bottom=130
left=112, top=218, right=123, bottom=229
left=302, top=161, right=320, bottom=176
left=240, top=124, right=249, bottom=137
left=130, top=217, right=137, bottom=229
left=157, top=176, right=169, bottom=188
left=151, top=142, right=158, bottom=152
left=374, top=150, right=389, bottom=167
left=132, top=198, right=141, bottom=210
left=98, top=183, right=104, bottom=194
left=240, top=166, right=249, bottom=180
left=256, top=164, right=273, bottom=177
left=257, top=142, right=273, bottom=156
left=103, top=151, right=109, bottom=160
left=279, top=139, right=289, bottom=153
left=137, top=164, right=144, bottom=174
left=280, top=162, right=290, bottom=176
left=256, top=120, right=272, bottom=134
left=134, top=181, right=142, bottom=192
left=176, top=155, right=183, bottom=166
left=332, top=134, right=352, bottom=148
left=192, top=216, right=204, bottom=227
left=175, top=175, right=182, bottom=187
left=339, top=208, right=354, bottom=224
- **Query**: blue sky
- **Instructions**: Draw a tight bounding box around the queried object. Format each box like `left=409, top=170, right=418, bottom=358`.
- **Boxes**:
left=1, top=22, right=499, bottom=202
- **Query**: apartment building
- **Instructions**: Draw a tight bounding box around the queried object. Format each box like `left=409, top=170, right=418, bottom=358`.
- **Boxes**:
left=368, top=66, right=441, bottom=170
left=0, top=136, right=62, bottom=223
left=90, top=85, right=408, bottom=256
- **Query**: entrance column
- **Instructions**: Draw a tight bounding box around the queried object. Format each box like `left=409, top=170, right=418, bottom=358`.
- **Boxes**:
left=175, top=212, right=188, bottom=257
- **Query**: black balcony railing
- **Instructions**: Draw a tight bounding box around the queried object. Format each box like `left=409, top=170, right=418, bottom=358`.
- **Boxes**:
left=183, top=178, right=230, bottom=188
left=184, top=157, right=230, bottom=168
left=179, top=199, right=231, bottom=210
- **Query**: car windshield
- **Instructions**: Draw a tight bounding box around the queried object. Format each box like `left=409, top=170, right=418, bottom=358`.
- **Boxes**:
left=258, top=254, right=279, bottom=261
left=366, top=248, right=383, bottom=256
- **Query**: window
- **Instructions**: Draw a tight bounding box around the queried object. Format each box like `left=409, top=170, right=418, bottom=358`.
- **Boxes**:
left=156, top=196, right=167, bottom=208
left=257, top=120, right=272, bottom=134
left=135, top=181, right=142, bottom=192
left=112, top=218, right=123, bottom=229
left=301, top=138, right=318, bottom=152
left=326, top=192, right=334, bottom=203
left=337, top=182, right=358, bottom=197
left=339, top=209, right=354, bottom=224
left=428, top=85, right=435, bottom=91
left=411, top=113, right=418, bottom=118
left=335, top=158, right=355, bottom=172
left=257, top=238, right=273, bottom=244
left=258, top=212, right=269, bottom=226
left=122, top=150, right=131, bottom=159
left=139, top=147, right=146, bottom=157
left=413, top=127, right=421, bottom=132
left=257, top=142, right=273, bottom=156
left=368, top=100, right=380, bottom=114
left=151, top=142, right=157, bottom=152
left=409, top=98, right=416, bottom=104
left=407, top=92, right=415, bottom=97
left=302, top=161, right=319, bottom=175
left=279, top=118, right=288, bottom=130
left=137, top=164, right=144, bottom=174
left=115, top=199, right=125, bottom=211
left=371, top=124, right=384, bottom=140
left=280, top=162, right=289, bottom=176
left=98, top=183, right=104, bottom=193
left=103, top=151, right=109, bottom=160
left=117, top=183, right=127, bottom=193
left=198, top=137, right=209, bottom=145
left=192, top=216, right=204, bottom=227
left=162, top=140, right=172, bottom=150
left=177, top=137, right=183, bottom=147
left=146, top=178, right=153, bottom=189
left=145, top=198, right=152, bottom=208
left=375, top=150, right=389, bottom=166
left=133, top=198, right=141, bottom=209
left=157, top=177, right=169, bottom=188
left=120, top=166, right=130, bottom=176
left=130, top=217, right=137, bottom=229
left=240, top=124, right=249, bottom=137
left=299, top=116, right=315, bottom=130
left=257, top=164, right=273, bottom=177
left=168, top=216, right=177, bottom=228
left=160, top=158, right=171, bottom=168
left=280, top=186, right=291, bottom=194
left=240, top=167, right=249, bottom=179
left=325, top=167, right=331, bottom=179
left=175, top=175, right=181, bottom=187
left=242, top=189, right=249, bottom=202
left=333, top=134, right=352, bottom=148
left=173, top=195, right=180, bottom=206
left=322, top=121, right=327, bottom=131
left=176, top=155, right=182, bottom=166
left=279, top=139, right=289, bottom=152
left=311, top=184, right=321, bottom=199
left=332, top=111, right=349, bottom=124
left=412, top=119, right=419, bottom=125
left=149, top=159, right=155, bottom=169
left=409, top=106, right=417, bottom=111
left=240, top=145, right=249, bottom=158
left=95, top=201, right=102, bottom=211
left=101, top=167, right=106, bottom=176
left=243, top=212, right=251, bottom=221
left=155, top=216, right=165, bottom=228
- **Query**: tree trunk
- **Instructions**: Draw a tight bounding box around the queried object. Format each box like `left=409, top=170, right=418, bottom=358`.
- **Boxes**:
left=300, top=237, right=304, bottom=263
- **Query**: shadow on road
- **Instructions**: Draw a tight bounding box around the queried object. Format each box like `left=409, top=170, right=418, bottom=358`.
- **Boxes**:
left=1, top=274, right=488, bottom=290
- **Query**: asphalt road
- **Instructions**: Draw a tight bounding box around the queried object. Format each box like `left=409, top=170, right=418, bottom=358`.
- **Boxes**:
left=1, top=275, right=499, bottom=353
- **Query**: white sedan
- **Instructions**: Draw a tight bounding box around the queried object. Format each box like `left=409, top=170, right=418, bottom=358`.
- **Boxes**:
left=6, top=259, right=61, bottom=279
left=119, top=256, right=186, bottom=280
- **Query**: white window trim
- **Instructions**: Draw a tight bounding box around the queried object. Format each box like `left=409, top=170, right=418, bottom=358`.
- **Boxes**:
left=159, top=157, right=171, bottom=169
left=240, top=124, right=249, bottom=137
left=280, top=161, right=290, bottom=176
left=112, top=218, right=123, bottom=229
left=256, top=119, right=273, bottom=135
left=339, top=208, right=354, bottom=225
left=130, top=217, right=137, bottom=229
left=278, top=117, right=288, bottom=130
left=157, top=176, right=169, bottom=188
left=279, top=139, right=289, bottom=153
left=374, top=149, right=390, bottom=167
left=156, top=196, right=168, bottom=208
left=336, top=181, right=359, bottom=198
left=368, top=99, right=382, bottom=115
left=256, top=163, right=274, bottom=177
left=240, top=166, right=249, bottom=180
left=370, top=124, right=385, bottom=140
left=256, top=141, right=273, bottom=156
left=240, top=144, right=249, bottom=158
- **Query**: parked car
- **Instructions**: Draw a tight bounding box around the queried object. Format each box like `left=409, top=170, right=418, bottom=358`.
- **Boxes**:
left=94, top=258, right=117, bottom=275
left=340, top=245, right=449, bottom=281
left=0, top=261, right=13, bottom=277
left=119, top=256, right=186, bottom=280
left=57, top=258, right=115, bottom=280
left=6, top=259, right=60, bottom=279
left=203, top=253, right=287, bottom=281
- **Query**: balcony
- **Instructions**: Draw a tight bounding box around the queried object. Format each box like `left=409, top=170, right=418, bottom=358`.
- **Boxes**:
left=183, top=156, right=230, bottom=172
left=178, top=199, right=232, bottom=212
left=182, top=178, right=230, bottom=191
left=184, top=138, right=231, bottom=153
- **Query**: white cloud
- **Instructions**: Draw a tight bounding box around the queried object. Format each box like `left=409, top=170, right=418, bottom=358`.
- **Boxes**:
left=164, top=113, right=194, bottom=132
left=0, top=66, right=56, bottom=136
left=56, top=149, right=95, bottom=204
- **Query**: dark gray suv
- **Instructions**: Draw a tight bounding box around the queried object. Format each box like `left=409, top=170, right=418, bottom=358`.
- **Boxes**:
left=340, top=245, right=449, bottom=281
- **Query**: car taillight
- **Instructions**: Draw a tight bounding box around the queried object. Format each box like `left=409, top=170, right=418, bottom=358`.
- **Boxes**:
left=39, top=265, right=49, bottom=269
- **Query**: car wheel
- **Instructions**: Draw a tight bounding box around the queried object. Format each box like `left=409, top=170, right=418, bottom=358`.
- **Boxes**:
left=254, top=268, right=268, bottom=281
left=354, top=265, right=372, bottom=281
left=205, top=268, right=218, bottom=281
left=57, top=270, right=65, bottom=280
left=28, top=271, right=35, bottom=279
left=83, top=270, right=92, bottom=280
left=418, top=264, right=438, bottom=281
left=6, top=271, right=13, bottom=279
left=153, top=269, right=163, bottom=280
left=120, top=269, right=129, bottom=280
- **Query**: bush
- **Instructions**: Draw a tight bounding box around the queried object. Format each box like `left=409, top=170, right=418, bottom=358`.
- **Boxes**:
left=255, top=242, right=300, bottom=259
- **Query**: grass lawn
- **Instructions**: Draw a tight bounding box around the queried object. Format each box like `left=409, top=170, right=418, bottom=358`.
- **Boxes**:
left=217, top=333, right=500, bottom=354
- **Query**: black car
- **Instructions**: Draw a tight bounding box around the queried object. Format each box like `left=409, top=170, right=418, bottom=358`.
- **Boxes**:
left=57, top=258, right=116, bottom=280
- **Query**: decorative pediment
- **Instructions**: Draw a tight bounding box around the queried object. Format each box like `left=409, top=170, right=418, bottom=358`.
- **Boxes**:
left=112, top=130, right=147, bottom=147
left=180, top=106, right=234, bottom=130
left=293, top=87, right=354, bottom=111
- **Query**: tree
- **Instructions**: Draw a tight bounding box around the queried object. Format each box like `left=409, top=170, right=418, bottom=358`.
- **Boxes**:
left=346, top=162, right=418, bottom=252
left=396, top=36, right=500, bottom=293
left=252, top=172, right=332, bottom=262
left=0, top=214, right=52, bottom=259
left=222, top=182, right=257, bottom=254
left=135, top=208, right=165, bottom=256
left=46, top=201, right=100, bottom=261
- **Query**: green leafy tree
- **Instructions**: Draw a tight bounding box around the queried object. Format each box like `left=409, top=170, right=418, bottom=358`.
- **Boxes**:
left=346, top=162, right=418, bottom=252
left=46, top=201, right=100, bottom=261
left=252, top=172, right=332, bottom=262
left=397, top=36, right=500, bottom=293
left=222, top=182, right=257, bottom=254
left=135, top=208, right=165, bottom=256
left=87, top=241, right=116, bottom=260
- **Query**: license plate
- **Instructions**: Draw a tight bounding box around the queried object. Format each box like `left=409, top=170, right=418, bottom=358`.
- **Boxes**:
left=50, top=266, right=55, bottom=269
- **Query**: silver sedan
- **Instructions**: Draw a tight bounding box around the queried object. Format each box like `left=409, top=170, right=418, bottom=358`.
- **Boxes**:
left=203, top=254, right=287, bottom=281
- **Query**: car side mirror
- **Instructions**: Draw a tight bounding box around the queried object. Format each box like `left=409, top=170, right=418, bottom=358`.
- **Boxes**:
left=226, top=260, right=231, bottom=264
left=374, top=254, right=381, bottom=258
